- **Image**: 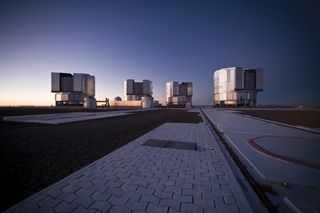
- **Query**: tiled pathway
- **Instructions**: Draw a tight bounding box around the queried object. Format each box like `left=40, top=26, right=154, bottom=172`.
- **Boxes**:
left=6, top=122, right=252, bottom=213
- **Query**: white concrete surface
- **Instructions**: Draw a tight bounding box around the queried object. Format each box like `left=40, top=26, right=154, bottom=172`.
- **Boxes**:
left=3, top=112, right=133, bottom=124
left=202, top=108, right=320, bottom=212
left=2, top=109, right=157, bottom=125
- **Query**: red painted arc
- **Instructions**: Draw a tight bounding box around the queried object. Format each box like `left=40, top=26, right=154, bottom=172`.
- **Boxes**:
left=247, top=137, right=320, bottom=170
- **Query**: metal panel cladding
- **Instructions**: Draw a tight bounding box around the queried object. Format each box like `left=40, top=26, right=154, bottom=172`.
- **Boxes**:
left=125, top=79, right=134, bottom=95
left=173, top=82, right=179, bottom=96
left=87, top=75, right=95, bottom=97
left=179, top=83, right=187, bottom=96
left=143, top=80, right=152, bottom=96
left=166, top=81, right=193, bottom=106
left=187, top=82, right=193, bottom=96
left=213, top=67, right=263, bottom=106
left=51, top=73, right=61, bottom=92
left=166, top=81, right=173, bottom=97
left=60, top=73, right=73, bottom=92
left=73, top=73, right=83, bottom=92
left=234, top=67, right=244, bottom=90
left=255, top=69, right=263, bottom=91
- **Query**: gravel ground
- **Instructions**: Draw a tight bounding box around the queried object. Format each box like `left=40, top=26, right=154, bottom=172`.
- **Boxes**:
left=0, top=109, right=202, bottom=211
left=236, top=109, right=320, bottom=128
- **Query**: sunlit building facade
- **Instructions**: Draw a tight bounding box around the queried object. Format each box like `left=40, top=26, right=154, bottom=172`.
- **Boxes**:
left=124, top=79, right=153, bottom=101
left=123, top=79, right=154, bottom=108
left=51, top=72, right=96, bottom=107
left=166, top=81, right=193, bottom=107
left=213, top=67, right=263, bottom=106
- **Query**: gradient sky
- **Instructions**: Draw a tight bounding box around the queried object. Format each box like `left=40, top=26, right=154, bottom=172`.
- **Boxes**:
left=0, top=0, right=319, bottom=106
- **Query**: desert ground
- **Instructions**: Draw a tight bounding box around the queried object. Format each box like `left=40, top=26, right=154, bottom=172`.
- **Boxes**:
left=236, top=109, right=320, bottom=128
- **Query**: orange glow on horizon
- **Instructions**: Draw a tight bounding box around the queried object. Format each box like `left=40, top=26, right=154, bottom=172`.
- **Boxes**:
left=0, top=94, right=54, bottom=107
left=0, top=99, right=54, bottom=107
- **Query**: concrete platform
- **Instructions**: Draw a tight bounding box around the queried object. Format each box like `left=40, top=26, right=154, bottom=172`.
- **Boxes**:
left=202, top=108, right=320, bottom=212
left=5, top=122, right=253, bottom=213
left=2, top=112, right=132, bottom=124
left=2, top=109, right=157, bottom=124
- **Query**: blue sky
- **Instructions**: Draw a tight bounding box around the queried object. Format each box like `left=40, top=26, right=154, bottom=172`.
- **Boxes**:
left=0, top=0, right=319, bottom=106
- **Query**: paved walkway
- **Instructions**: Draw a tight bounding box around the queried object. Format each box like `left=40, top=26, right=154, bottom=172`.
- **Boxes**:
left=202, top=108, right=320, bottom=212
left=6, top=122, right=252, bottom=213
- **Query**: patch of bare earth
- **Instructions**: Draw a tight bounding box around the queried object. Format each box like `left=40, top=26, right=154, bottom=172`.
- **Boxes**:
left=237, top=109, right=320, bottom=128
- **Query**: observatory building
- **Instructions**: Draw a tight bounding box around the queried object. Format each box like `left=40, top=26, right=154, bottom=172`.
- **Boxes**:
left=124, top=79, right=153, bottom=100
left=51, top=72, right=96, bottom=108
left=213, top=67, right=263, bottom=107
left=166, top=81, right=193, bottom=107
left=123, top=79, right=154, bottom=108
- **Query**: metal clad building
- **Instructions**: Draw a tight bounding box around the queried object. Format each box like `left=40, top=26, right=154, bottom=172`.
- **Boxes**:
left=51, top=73, right=73, bottom=92
left=143, top=80, right=152, bottom=95
left=60, top=73, right=73, bottom=92
left=87, top=75, right=95, bottom=97
left=124, top=79, right=134, bottom=95
left=51, top=73, right=61, bottom=92
left=73, top=73, right=84, bottom=92
left=133, top=82, right=143, bottom=95
left=255, top=68, right=263, bottom=91
left=51, top=72, right=96, bottom=107
left=166, top=81, right=193, bottom=107
left=124, top=79, right=153, bottom=101
left=213, top=67, right=263, bottom=107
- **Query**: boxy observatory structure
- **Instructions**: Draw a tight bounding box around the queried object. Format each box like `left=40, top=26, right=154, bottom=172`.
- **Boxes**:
left=51, top=72, right=96, bottom=108
left=166, top=81, right=193, bottom=107
left=123, top=79, right=154, bottom=108
left=213, top=67, right=263, bottom=107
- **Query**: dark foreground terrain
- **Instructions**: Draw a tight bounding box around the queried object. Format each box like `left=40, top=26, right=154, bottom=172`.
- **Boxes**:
left=0, top=109, right=202, bottom=211
left=237, top=109, right=320, bottom=128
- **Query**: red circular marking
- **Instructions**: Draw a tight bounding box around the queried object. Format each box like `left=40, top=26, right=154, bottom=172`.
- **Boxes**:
left=247, top=137, right=320, bottom=170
